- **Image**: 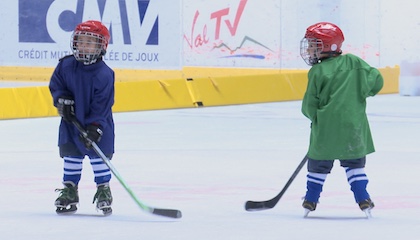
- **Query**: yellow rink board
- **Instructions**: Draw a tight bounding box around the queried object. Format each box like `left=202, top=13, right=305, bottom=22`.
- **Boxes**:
left=0, top=66, right=399, bottom=119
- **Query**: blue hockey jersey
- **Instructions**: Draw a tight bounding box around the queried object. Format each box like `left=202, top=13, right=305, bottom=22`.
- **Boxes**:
left=49, top=56, right=115, bottom=156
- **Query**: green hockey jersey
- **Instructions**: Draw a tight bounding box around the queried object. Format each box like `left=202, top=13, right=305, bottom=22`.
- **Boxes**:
left=302, top=54, right=384, bottom=160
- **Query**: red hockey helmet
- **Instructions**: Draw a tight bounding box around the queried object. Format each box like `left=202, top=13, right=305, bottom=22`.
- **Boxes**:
left=71, top=20, right=110, bottom=64
left=300, top=22, right=345, bottom=65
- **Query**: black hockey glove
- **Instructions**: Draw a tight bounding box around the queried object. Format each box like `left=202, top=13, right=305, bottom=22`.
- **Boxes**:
left=80, top=124, right=103, bottom=149
left=57, top=97, right=75, bottom=122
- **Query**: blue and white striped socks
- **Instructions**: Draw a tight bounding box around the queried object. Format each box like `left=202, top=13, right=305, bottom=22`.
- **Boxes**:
left=345, top=167, right=370, bottom=203
left=304, top=172, right=328, bottom=203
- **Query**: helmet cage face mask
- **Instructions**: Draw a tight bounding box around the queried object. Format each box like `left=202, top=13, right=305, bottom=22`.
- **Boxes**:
left=300, top=37, right=323, bottom=66
left=71, top=31, right=107, bottom=65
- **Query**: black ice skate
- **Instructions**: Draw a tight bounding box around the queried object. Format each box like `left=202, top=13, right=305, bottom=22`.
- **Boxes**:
left=302, top=199, right=317, bottom=218
left=93, top=183, right=113, bottom=216
left=359, top=198, right=375, bottom=218
left=55, top=181, right=79, bottom=215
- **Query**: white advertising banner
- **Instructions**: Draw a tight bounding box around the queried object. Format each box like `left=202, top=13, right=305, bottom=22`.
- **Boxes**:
left=0, top=0, right=414, bottom=69
left=182, top=0, right=281, bottom=68
left=0, top=0, right=181, bottom=69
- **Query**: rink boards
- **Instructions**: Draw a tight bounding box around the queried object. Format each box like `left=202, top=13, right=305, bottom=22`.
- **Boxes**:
left=0, top=66, right=399, bottom=119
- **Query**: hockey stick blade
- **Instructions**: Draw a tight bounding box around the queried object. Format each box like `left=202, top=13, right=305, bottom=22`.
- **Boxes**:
left=152, top=208, right=182, bottom=219
left=245, top=156, right=308, bottom=211
left=245, top=200, right=277, bottom=211
left=71, top=118, right=182, bottom=219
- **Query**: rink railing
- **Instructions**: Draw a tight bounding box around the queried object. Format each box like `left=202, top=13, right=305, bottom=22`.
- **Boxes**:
left=0, top=66, right=399, bottom=119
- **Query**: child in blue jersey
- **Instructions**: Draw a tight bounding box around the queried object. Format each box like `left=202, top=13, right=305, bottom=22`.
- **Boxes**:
left=49, top=20, right=115, bottom=215
left=299, top=22, right=383, bottom=217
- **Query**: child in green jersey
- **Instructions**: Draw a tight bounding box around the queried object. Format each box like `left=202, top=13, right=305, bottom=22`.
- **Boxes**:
left=299, top=22, right=383, bottom=217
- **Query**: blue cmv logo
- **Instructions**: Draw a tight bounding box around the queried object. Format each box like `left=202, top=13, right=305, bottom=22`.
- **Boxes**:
left=18, top=0, right=158, bottom=45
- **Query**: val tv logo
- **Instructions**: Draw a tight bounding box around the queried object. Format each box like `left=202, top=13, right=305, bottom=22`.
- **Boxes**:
left=18, top=0, right=159, bottom=45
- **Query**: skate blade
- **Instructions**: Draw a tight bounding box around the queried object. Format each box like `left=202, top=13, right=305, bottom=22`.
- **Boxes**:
left=97, top=201, right=112, bottom=216
left=101, top=207, right=113, bottom=216
left=56, top=205, right=77, bottom=215
left=303, top=209, right=311, bottom=218
left=363, top=209, right=372, bottom=219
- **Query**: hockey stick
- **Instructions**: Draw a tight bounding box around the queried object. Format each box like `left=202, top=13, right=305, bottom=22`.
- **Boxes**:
left=245, top=155, right=308, bottom=211
left=71, top=118, right=182, bottom=219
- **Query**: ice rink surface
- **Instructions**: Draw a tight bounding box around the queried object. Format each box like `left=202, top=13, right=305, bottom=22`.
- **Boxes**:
left=0, top=93, right=419, bottom=240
